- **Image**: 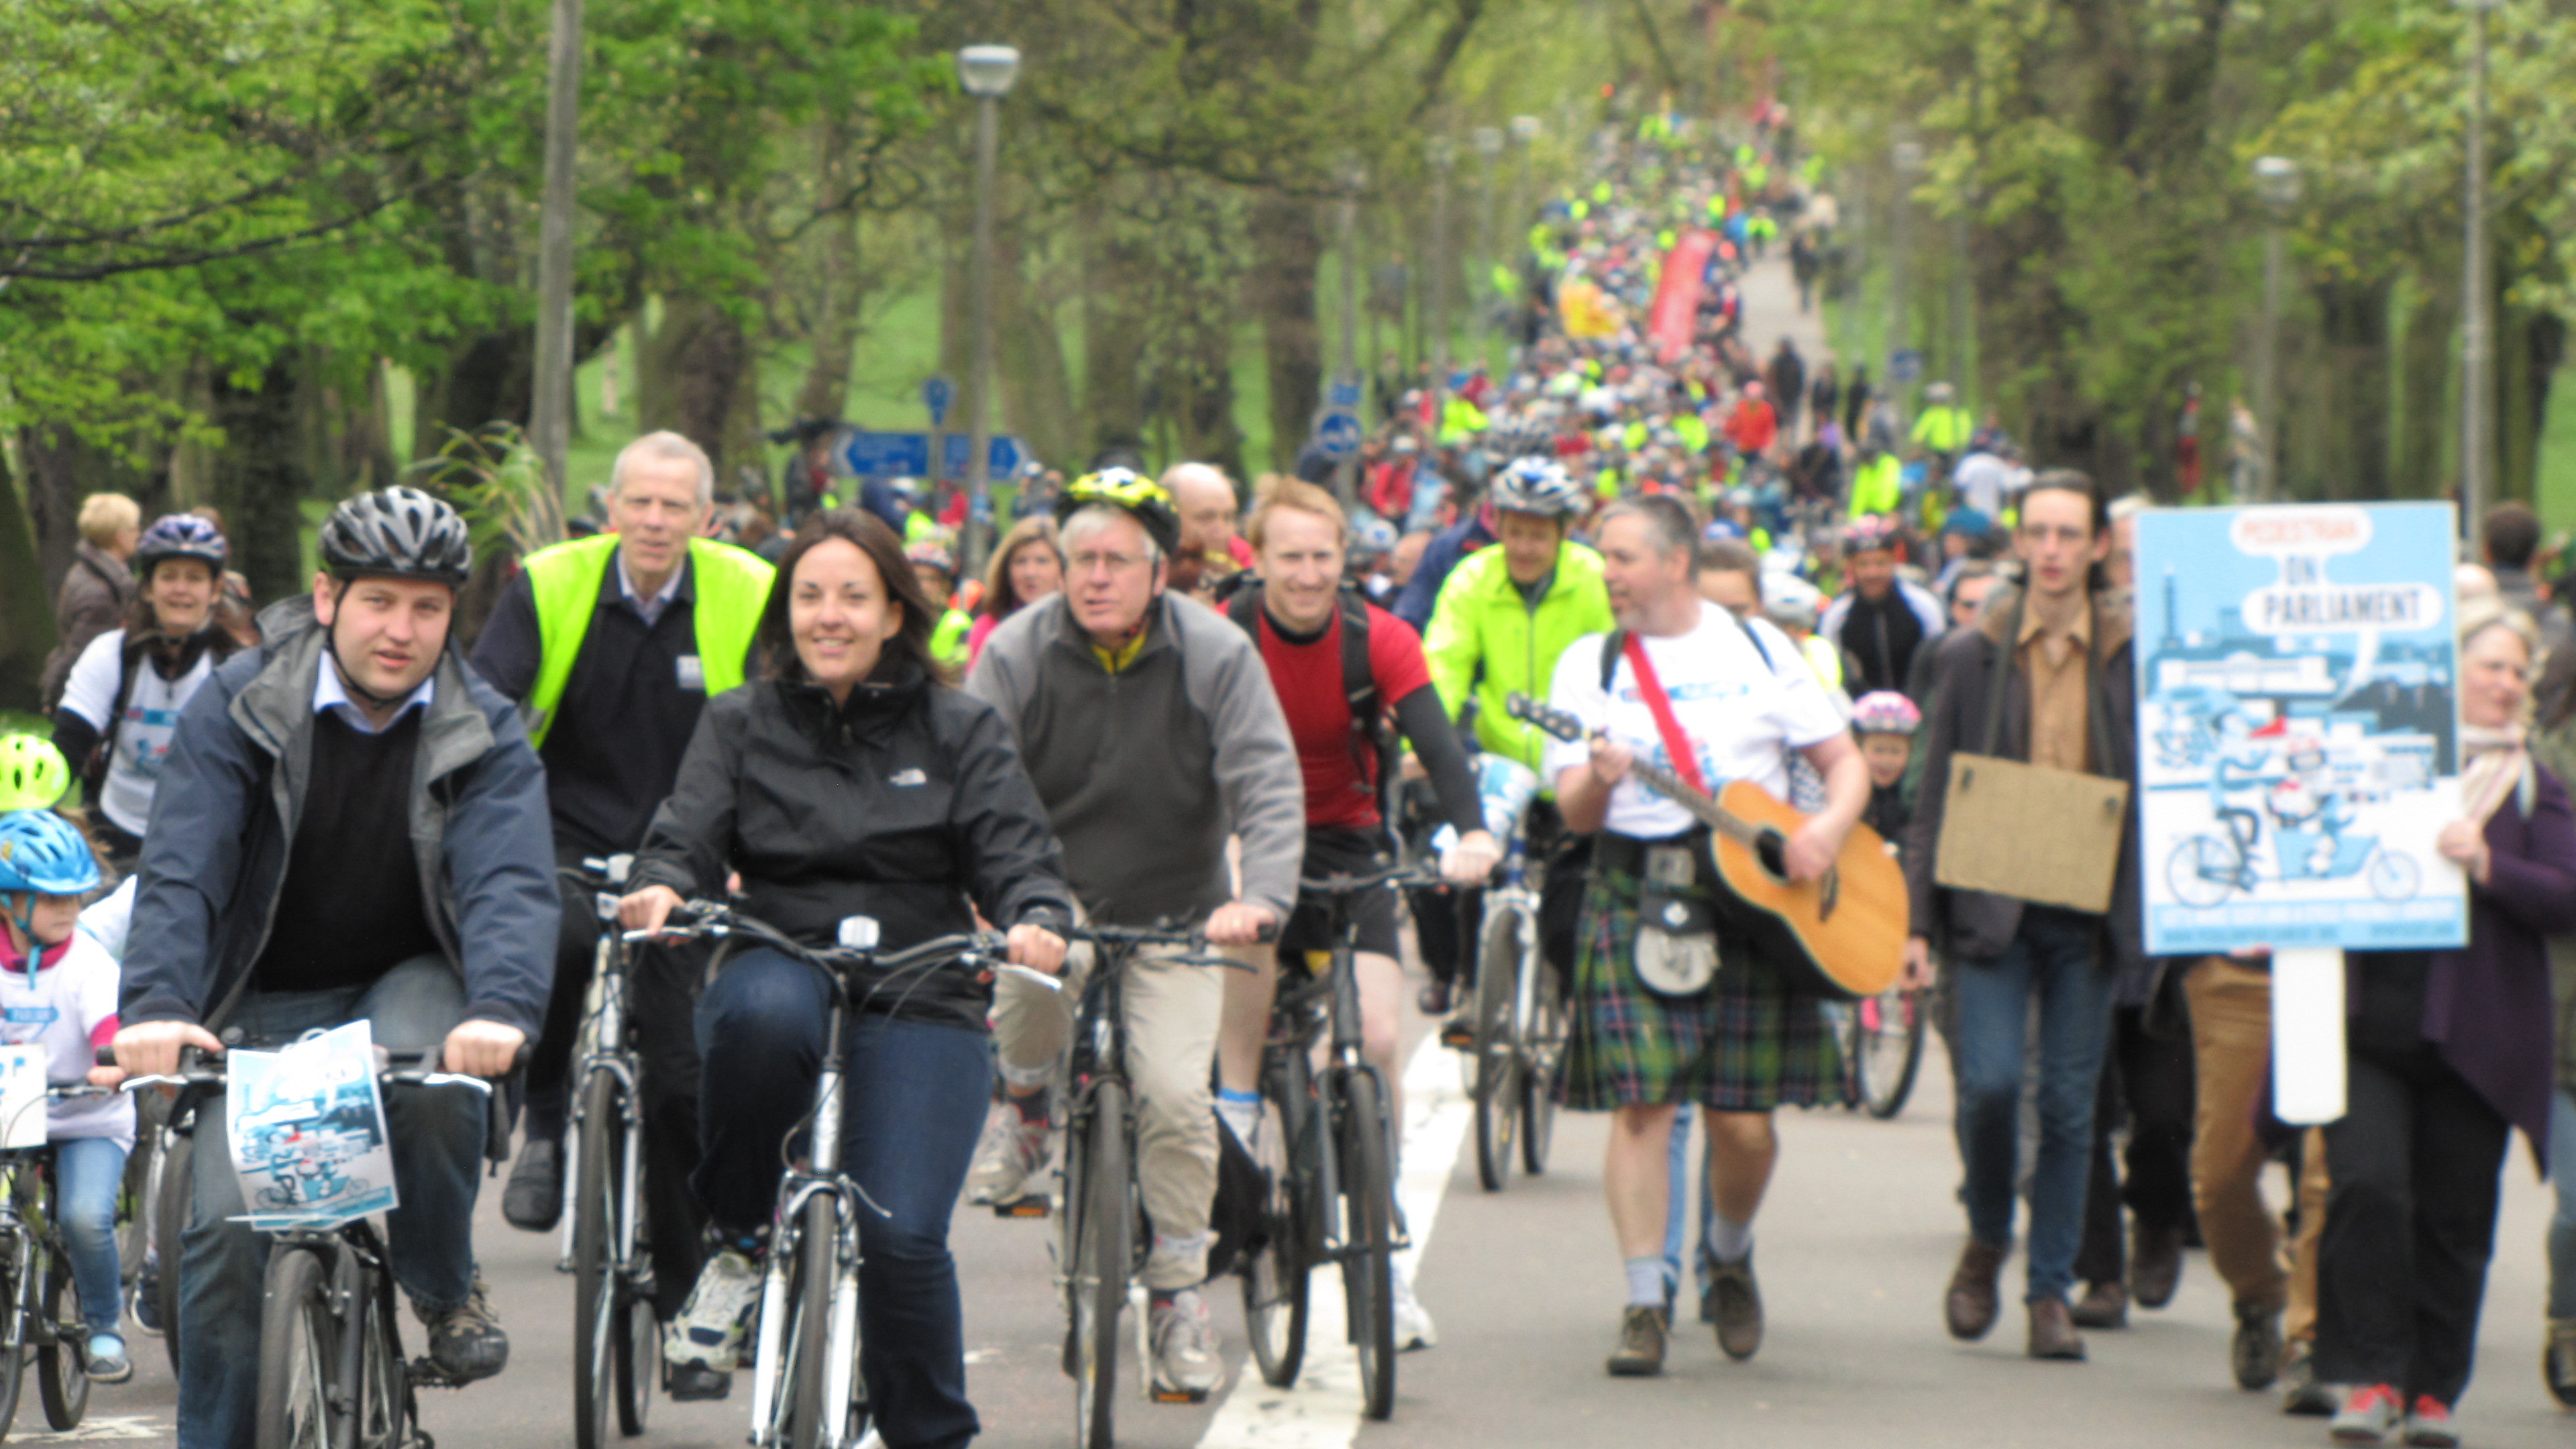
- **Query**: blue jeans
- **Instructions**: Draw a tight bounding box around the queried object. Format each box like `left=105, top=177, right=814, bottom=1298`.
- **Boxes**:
left=55, top=1136, right=127, bottom=1338
left=694, top=949, right=994, bottom=1449
left=2551, top=1089, right=2576, bottom=1320
left=178, top=954, right=486, bottom=1449
left=1950, top=908, right=2116, bottom=1303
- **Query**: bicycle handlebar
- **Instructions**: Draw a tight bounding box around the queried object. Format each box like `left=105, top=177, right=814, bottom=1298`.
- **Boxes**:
left=625, top=901, right=1061, bottom=993
left=102, top=1044, right=509, bottom=1098
left=1296, top=863, right=1444, bottom=897
left=1071, top=923, right=1260, bottom=971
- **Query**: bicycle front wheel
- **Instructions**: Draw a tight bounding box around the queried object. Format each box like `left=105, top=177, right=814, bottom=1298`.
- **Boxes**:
left=573, top=1073, right=623, bottom=1449
left=1519, top=955, right=1568, bottom=1177
left=1858, top=988, right=1929, bottom=1120
left=1070, top=1081, right=1129, bottom=1449
left=1240, top=1083, right=1309, bottom=1388
left=1470, top=900, right=1527, bottom=1193
left=252, top=1246, right=337, bottom=1449
left=785, top=1195, right=839, bottom=1449
left=1337, top=1070, right=1395, bottom=1421
left=36, top=1251, right=87, bottom=1431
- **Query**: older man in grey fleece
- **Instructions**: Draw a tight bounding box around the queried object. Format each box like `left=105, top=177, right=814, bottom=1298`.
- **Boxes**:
left=966, top=477, right=1302, bottom=1401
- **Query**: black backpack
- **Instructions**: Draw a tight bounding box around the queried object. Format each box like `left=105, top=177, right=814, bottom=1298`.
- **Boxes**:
left=1222, top=578, right=1400, bottom=824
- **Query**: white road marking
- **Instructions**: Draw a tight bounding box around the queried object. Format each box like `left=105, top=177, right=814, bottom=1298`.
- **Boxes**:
left=11, top=1415, right=172, bottom=1442
left=1195, top=1034, right=1471, bottom=1449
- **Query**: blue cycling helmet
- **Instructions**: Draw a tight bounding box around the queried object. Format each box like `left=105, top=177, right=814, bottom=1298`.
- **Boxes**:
left=0, top=811, right=101, bottom=898
left=135, top=515, right=229, bottom=580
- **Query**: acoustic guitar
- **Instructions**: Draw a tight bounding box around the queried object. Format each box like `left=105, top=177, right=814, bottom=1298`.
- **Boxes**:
left=1506, top=692, right=1906, bottom=1000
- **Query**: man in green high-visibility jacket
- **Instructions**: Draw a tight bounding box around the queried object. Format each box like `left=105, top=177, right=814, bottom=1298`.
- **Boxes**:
left=468, top=431, right=774, bottom=1398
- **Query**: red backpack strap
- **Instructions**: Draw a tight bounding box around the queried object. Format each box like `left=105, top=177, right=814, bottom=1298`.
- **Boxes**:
left=1620, top=633, right=1708, bottom=797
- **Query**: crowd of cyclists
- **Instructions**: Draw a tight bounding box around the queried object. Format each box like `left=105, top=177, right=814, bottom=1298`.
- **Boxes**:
left=2, top=103, right=2570, bottom=1449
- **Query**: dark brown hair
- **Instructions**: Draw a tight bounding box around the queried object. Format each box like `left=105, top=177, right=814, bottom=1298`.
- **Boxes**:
left=757, top=508, right=949, bottom=686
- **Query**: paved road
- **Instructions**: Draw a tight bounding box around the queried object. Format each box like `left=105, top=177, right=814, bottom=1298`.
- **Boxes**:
left=49, top=260, right=2574, bottom=1448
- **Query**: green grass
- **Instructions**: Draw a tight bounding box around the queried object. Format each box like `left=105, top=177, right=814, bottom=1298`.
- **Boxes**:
left=0, top=712, right=45, bottom=739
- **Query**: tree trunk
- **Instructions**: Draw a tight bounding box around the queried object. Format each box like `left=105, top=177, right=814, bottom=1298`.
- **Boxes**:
left=208, top=358, right=315, bottom=605
left=2500, top=306, right=2562, bottom=503
left=1080, top=202, right=1152, bottom=462
left=1249, top=190, right=1324, bottom=476
left=2393, top=278, right=2456, bottom=498
left=994, top=222, right=1080, bottom=474
left=2311, top=276, right=2392, bottom=500
left=413, top=331, right=535, bottom=461
left=793, top=214, right=869, bottom=424
left=637, top=294, right=751, bottom=480
left=0, top=447, right=56, bottom=710
left=16, top=425, right=166, bottom=596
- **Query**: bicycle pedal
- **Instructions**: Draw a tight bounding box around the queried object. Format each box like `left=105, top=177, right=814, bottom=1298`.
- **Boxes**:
left=407, top=1357, right=468, bottom=1390
left=992, top=1194, right=1051, bottom=1220
left=1150, top=1385, right=1210, bottom=1405
left=1438, top=1023, right=1474, bottom=1050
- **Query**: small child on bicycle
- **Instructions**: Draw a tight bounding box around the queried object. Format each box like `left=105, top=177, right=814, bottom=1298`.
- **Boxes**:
left=0, top=810, right=136, bottom=1384
left=1850, top=691, right=1921, bottom=853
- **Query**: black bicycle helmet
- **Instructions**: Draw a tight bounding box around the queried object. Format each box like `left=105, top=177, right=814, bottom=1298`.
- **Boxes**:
left=133, top=515, right=229, bottom=578
left=319, top=487, right=473, bottom=587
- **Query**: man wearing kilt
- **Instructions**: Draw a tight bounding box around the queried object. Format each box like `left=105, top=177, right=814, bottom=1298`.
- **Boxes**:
left=1546, top=495, right=1871, bottom=1377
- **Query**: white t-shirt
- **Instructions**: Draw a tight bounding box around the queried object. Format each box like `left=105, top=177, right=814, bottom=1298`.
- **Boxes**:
left=76, top=879, right=135, bottom=962
left=1545, top=600, right=1846, bottom=839
left=1952, top=451, right=2033, bottom=519
left=0, top=932, right=134, bottom=1150
left=58, top=629, right=217, bottom=837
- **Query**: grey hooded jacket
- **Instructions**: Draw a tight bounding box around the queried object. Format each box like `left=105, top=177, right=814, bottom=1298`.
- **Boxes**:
left=119, top=595, right=558, bottom=1038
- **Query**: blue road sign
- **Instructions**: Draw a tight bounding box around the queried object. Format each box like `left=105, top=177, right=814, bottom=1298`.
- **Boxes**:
left=1313, top=410, right=1363, bottom=459
left=922, top=377, right=954, bottom=429
left=841, top=429, right=1028, bottom=481
left=1326, top=376, right=1363, bottom=409
left=1889, top=348, right=1924, bottom=384
left=941, top=433, right=1025, bottom=481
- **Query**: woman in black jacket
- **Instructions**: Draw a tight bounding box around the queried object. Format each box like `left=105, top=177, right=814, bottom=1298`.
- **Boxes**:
left=618, top=508, right=1071, bottom=1446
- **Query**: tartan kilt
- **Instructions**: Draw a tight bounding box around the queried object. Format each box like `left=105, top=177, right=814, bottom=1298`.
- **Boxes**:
left=1559, top=859, right=1842, bottom=1112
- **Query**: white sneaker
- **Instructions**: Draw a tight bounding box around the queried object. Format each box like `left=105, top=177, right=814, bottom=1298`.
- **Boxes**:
left=665, top=1250, right=762, bottom=1372
left=1148, top=1288, right=1224, bottom=1397
left=1392, top=1261, right=1438, bottom=1351
left=969, top=1117, right=1049, bottom=1205
left=1215, top=1094, right=1263, bottom=1152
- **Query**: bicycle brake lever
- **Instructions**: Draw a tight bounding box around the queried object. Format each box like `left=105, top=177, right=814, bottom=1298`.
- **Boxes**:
left=993, top=963, right=1065, bottom=993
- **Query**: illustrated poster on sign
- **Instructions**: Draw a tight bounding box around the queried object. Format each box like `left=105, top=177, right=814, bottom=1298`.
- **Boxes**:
left=0, top=1047, right=43, bottom=1151
left=225, top=1020, right=396, bottom=1231
left=2132, top=502, right=2465, bottom=955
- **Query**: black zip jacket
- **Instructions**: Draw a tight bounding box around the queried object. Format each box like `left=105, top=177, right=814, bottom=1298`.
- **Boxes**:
left=629, top=665, right=1074, bottom=1031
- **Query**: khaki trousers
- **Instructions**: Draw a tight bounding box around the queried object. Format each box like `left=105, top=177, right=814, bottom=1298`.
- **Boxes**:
left=992, top=937, right=1248, bottom=1290
left=2183, top=956, right=2328, bottom=1339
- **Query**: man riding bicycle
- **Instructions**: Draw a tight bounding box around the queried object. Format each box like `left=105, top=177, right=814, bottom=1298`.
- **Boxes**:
left=967, top=467, right=1303, bottom=1399
left=1415, top=457, right=1614, bottom=1018
left=111, top=487, right=557, bottom=1449
left=1208, top=476, right=1501, bottom=1353
left=468, top=430, right=773, bottom=1397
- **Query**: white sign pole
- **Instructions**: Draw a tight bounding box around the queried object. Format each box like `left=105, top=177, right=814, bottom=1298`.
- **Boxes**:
left=2269, top=947, right=2347, bottom=1124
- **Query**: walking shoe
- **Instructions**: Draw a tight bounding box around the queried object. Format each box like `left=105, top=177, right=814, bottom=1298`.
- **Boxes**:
left=2130, top=1223, right=2184, bottom=1308
left=2070, top=1279, right=2128, bottom=1330
left=83, top=1333, right=131, bottom=1384
left=1699, top=1250, right=1762, bottom=1362
left=666, top=1361, right=731, bottom=1401
left=1944, top=1238, right=2007, bottom=1342
left=130, top=1260, right=163, bottom=1336
left=1606, top=1305, right=1667, bottom=1377
left=1147, top=1287, right=1223, bottom=1398
left=2400, top=1396, right=2457, bottom=1448
left=2027, top=1297, right=2086, bottom=1361
left=2231, top=1301, right=2284, bottom=1391
left=968, top=1116, right=1049, bottom=1208
left=501, top=1137, right=566, bottom=1232
left=419, top=1275, right=511, bottom=1383
left=1391, top=1261, right=1438, bottom=1351
left=2281, top=1339, right=2339, bottom=1416
left=665, top=1250, right=762, bottom=1377
left=2329, top=1383, right=2402, bottom=1445
left=1416, top=980, right=1452, bottom=1016
left=2546, top=1317, right=2576, bottom=1406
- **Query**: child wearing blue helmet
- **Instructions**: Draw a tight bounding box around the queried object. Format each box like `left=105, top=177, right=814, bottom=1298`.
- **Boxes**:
left=0, top=810, right=132, bottom=1384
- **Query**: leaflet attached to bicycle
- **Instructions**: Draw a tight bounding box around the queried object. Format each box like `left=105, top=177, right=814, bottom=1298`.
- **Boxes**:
left=0, top=1046, right=43, bottom=1150
left=225, top=1021, right=398, bottom=1231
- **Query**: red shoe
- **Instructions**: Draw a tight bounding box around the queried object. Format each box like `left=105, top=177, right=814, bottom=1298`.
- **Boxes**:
left=2400, top=1395, right=2457, bottom=1449
left=2330, top=1383, right=2402, bottom=1445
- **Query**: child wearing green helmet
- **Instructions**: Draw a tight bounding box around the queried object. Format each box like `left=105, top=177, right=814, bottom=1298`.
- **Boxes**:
left=0, top=808, right=131, bottom=1385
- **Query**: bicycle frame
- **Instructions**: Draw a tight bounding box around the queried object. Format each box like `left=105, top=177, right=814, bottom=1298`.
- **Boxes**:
left=1057, top=937, right=1144, bottom=1401
left=746, top=973, right=863, bottom=1448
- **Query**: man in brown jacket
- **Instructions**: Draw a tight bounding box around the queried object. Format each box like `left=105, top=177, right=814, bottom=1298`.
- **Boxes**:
left=38, top=493, right=142, bottom=708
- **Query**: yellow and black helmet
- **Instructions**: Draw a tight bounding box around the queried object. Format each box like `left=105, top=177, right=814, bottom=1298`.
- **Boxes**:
left=1055, top=467, right=1181, bottom=556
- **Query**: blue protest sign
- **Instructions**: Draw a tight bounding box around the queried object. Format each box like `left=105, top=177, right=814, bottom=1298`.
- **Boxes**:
left=2133, top=502, right=2463, bottom=955
left=922, top=377, right=954, bottom=429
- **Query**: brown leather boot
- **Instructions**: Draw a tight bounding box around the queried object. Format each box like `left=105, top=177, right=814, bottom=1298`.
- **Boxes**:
left=1945, top=1239, right=2008, bottom=1342
left=2027, top=1297, right=2087, bottom=1360
left=2070, top=1279, right=2128, bottom=1330
left=2130, top=1224, right=2184, bottom=1308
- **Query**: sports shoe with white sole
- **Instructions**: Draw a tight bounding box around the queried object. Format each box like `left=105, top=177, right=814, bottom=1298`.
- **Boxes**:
left=665, top=1250, right=762, bottom=1376
left=1148, top=1287, right=1223, bottom=1399
left=969, top=1118, right=1049, bottom=1208
left=1393, top=1261, right=1438, bottom=1350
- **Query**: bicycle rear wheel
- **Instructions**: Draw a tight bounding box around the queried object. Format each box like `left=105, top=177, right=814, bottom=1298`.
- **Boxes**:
left=784, top=1195, right=838, bottom=1449
left=1337, top=1070, right=1395, bottom=1421
left=1070, top=1081, right=1129, bottom=1449
left=252, top=1246, right=336, bottom=1449
left=36, top=1251, right=87, bottom=1430
left=1470, top=900, right=1527, bottom=1193
left=1858, top=987, right=1929, bottom=1120
left=1519, top=955, right=1568, bottom=1177
left=1240, top=1083, right=1308, bottom=1388
left=573, top=1073, right=623, bottom=1449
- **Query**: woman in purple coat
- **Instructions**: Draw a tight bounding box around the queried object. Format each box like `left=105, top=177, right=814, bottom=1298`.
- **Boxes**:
left=2320, top=600, right=2576, bottom=1447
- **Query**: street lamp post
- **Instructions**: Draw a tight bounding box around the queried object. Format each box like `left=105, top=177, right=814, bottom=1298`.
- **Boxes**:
left=2458, top=0, right=2501, bottom=530
left=1470, top=126, right=1505, bottom=370
left=956, top=44, right=1020, bottom=581
left=529, top=0, right=584, bottom=499
left=2251, top=156, right=2301, bottom=504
